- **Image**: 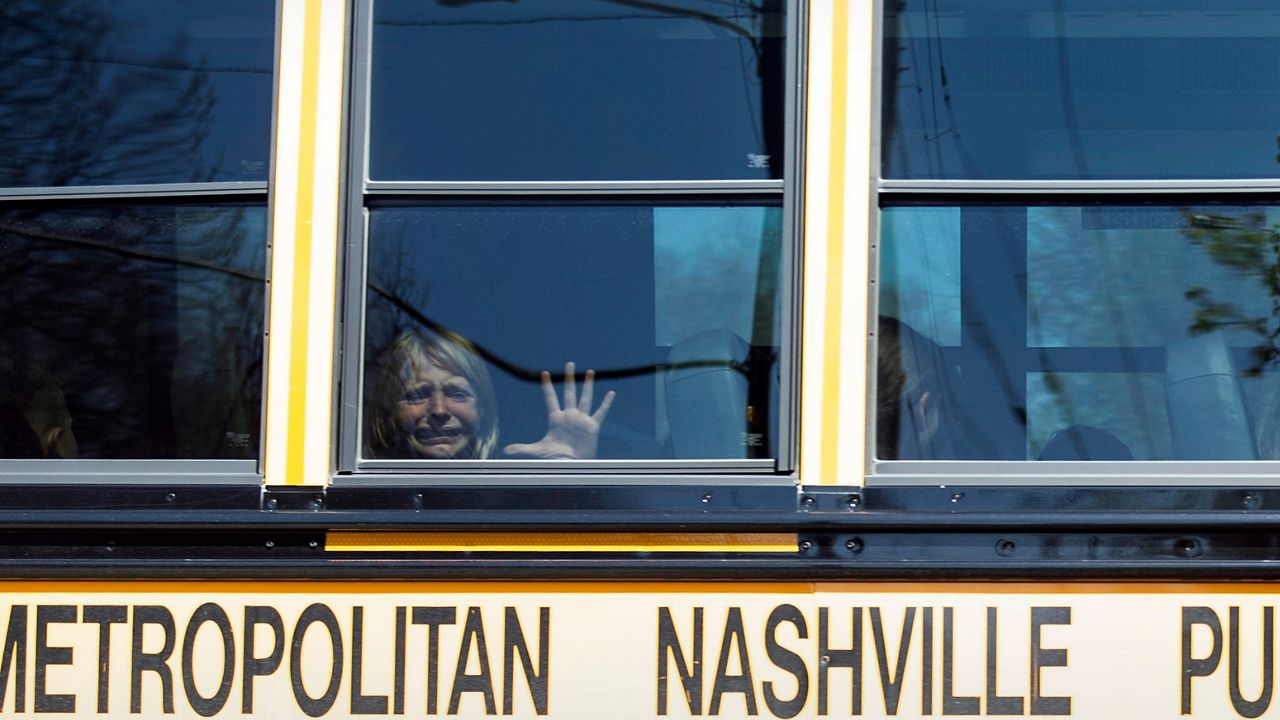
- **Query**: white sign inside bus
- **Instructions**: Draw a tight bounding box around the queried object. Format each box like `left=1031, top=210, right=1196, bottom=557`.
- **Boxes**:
left=0, top=581, right=1265, bottom=719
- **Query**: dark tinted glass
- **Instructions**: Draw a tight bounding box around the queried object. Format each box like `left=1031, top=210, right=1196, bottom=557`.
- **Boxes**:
left=0, top=204, right=266, bottom=458
left=368, top=0, right=786, bottom=182
left=879, top=203, right=1280, bottom=461
left=882, top=0, right=1280, bottom=180
left=0, top=0, right=275, bottom=187
left=363, top=205, right=781, bottom=460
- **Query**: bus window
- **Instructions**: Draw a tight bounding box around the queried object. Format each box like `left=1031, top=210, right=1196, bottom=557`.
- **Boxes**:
left=881, top=0, right=1280, bottom=181
left=0, top=204, right=266, bottom=459
left=362, top=204, right=781, bottom=462
left=0, top=1, right=274, bottom=468
left=0, top=0, right=274, bottom=187
left=878, top=203, right=1280, bottom=463
left=875, top=0, right=1280, bottom=476
left=342, top=0, right=799, bottom=473
left=367, top=0, right=785, bottom=182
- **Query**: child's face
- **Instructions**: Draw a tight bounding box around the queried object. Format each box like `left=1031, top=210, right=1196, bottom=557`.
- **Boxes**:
left=393, top=358, right=480, bottom=458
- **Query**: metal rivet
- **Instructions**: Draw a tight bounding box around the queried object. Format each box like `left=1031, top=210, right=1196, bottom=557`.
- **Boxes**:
left=702, top=492, right=713, bottom=503
left=846, top=494, right=862, bottom=509
left=846, top=537, right=863, bottom=554
left=995, top=539, right=1016, bottom=556
left=1177, top=538, right=1202, bottom=558
left=950, top=492, right=965, bottom=503
left=799, top=540, right=813, bottom=551
left=308, top=540, right=319, bottom=548
left=264, top=540, right=275, bottom=549
left=1243, top=493, right=1261, bottom=510
left=165, top=493, right=176, bottom=502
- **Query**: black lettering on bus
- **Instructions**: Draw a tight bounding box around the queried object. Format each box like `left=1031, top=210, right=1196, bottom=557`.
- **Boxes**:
left=1182, top=606, right=1223, bottom=715
left=0, top=605, right=26, bottom=714
left=449, top=607, right=497, bottom=715
left=290, top=603, right=343, bottom=718
left=871, top=607, right=915, bottom=716
left=412, top=606, right=457, bottom=715
left=503, top=606, right=549, bottom=716
left=817, top=606, right=861, bottom=715
left=1030, top=607, right=1070, bottom=716
left=710, top=607, right=757, bottom=716
left=84, top=605, right=126, bottom=714
left=763, top=604, right=808, bottom=719
left=182, top=603, right=234, bottom=717
left=1229, top=606, right=1274, bottom=718
left=131, top=605, right=176, bottom=714
left=985, top=607, right=1023, bottom=715
left=942, top=607, right=978, bottom=715
left=657, top=606, right=703, bottom=716
left=921, top=608, right=933, bottom=715
left=34, top=604, right=75, bottom=713
left=242, top=606, right=284, bottom=714
left=394, top=606, right=407, bottom=715
left=350, top=606, right=389, bottom=715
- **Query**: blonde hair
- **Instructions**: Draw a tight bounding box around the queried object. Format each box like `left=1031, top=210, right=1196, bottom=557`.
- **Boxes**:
left=364, top=329, right=499, bottom=459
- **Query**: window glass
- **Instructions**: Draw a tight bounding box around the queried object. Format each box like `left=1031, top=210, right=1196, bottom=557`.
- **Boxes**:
left=368, top=0, right=786, bottom=182
left=882, top=0, right=1280, bottom=180
left=362, top=204, right=781, bottom=461
left=0, top=0, right=275, bottom=187
left=878, top=207, right=961, bottom=345
left=0, top=204, right=267, bottom=458
left=877, top=203, right=1280, bottom=461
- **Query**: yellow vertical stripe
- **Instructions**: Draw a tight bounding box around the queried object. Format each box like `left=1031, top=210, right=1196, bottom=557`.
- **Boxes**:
left=820, top=0, right=850, bottom=485
left=284, top=0, right=323, bottom=486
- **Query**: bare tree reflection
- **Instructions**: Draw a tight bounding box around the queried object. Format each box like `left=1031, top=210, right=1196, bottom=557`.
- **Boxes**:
left=0, top=1, right=266, bottom=458
left=0, top=207, right=265, bottom=459
left=0, top=0, right=221, bottom=186
left=1182, top=210, right=1280, bottom=376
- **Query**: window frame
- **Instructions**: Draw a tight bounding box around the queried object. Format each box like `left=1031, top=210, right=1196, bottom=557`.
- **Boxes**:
left=867, top=0, right=1280, bottom=485
left=335, top=0, right=810, bottom=482
left=0, top=1, right=281, bottom=485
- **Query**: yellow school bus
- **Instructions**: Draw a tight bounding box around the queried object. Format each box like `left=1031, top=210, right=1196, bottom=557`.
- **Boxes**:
left=1, top=0, right=1278, bottom=717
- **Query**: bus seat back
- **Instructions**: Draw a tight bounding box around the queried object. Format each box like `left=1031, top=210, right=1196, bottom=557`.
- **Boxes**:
left=1166, top=333, right=1256, bottom=460
left=665, top=330, right=751, bottom=459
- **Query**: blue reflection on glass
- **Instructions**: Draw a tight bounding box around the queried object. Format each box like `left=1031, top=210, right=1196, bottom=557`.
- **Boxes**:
left=0, top=0, right=275, bottom=187
left=879, top=207, right=961, bottom=346
left=883, top=0, right=1280, bottom=179
left=369, top=0, right=785, bottom=181
left=881, top=203, right=1280, bottom=460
